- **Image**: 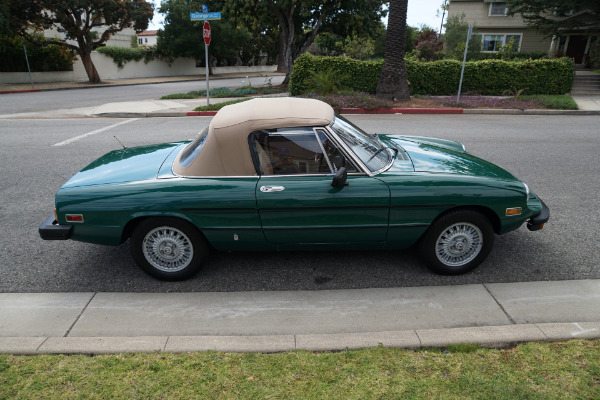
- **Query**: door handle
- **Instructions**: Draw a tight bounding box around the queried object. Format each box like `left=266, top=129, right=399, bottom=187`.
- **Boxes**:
left=260, top=185, right=285, bottom=192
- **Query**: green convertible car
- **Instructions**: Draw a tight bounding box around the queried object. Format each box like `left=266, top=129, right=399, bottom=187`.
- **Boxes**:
left=40, top=98, right=549, bottom=280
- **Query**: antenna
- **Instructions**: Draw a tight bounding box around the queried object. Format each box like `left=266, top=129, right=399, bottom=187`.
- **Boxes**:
left=114, top=135, right=127, bottom=150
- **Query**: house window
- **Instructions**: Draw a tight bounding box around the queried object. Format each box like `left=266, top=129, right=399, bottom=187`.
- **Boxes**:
left=483, top=34, right=521, bottom=52
left=489, top=2, right=508, bottom=16
left=138, top=38, right=143, bottom=44
left=145, top=38, right=148, bottom=43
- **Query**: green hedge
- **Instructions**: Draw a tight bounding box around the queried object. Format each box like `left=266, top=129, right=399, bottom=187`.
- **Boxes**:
left=96, top=46, right=170, bottom=68
left=289, top=54, right=574, bottom=96
left=0, top=35, right=74, bottom=72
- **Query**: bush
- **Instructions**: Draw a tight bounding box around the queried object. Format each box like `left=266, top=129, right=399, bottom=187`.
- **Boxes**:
left=589, top=39, right=600, bottom=69
left=96, top=46, right=171, bottom=68
left=289, top=54, right=381, bottom=95
left=306, top=91, right=394, bottom=110
left=289, top=53, right=574, bottom=96
left=0, top=34, right=74, bottom=72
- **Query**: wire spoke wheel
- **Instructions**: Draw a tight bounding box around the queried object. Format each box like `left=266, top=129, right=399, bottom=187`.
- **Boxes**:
left=435, top=223, right=483, bottom=267
left=131, top=218, right=209, bottom=280
left=142, top=226, right=194, bottom=272
left=420, top=210, right=494, bottom=275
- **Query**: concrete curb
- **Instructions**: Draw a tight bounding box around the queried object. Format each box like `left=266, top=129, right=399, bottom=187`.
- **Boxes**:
left=94, top=108, right=600, bottom=118
left=463, top=109, right=600, bottom=115
left=336, top=108, right=464, bottom=115
left=0, top=89, right=41, bottom=95
left=1, top=322, right=598, bottom=354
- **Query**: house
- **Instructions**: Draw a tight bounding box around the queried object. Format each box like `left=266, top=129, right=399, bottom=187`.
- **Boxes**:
left=448, top=0, right=599, bottom=66
left=138, top=30, right=158, bottom=46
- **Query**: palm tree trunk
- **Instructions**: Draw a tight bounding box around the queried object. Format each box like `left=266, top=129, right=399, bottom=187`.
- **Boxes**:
left=376, top=0, right=410, bottom=101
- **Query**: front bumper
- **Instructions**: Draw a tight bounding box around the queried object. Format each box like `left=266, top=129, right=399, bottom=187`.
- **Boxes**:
left=39, top=214, right=72, bottom=240
left=527, top=199, right=550, bottom=231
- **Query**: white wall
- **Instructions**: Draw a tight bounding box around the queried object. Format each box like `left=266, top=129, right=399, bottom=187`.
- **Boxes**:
left=1, top=51, right=278, bottom=84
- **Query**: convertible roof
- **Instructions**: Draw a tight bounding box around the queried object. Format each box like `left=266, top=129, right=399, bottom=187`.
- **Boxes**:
left=172, top=97, right=335, bottom=177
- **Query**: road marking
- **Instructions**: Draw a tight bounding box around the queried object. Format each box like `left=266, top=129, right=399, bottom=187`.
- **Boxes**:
left=52, top=118, right=139, bottom=147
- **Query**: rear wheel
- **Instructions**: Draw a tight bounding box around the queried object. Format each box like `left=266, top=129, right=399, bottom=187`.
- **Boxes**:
left=130, top=218, right=209, bottom=281
left=419, top=210, right=494, bottom=275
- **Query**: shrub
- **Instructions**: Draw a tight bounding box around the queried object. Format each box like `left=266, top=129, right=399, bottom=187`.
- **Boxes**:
left=289, top=53, right=574, bottom=96
left=97, top=46, right=146, bottom=68
left=589, top=39, right=600, bottom=69
left=289, top=54, right=381, bottom=95
left=232, top=88, right=258, bottom=96
left=0, top=34, right=74, bottom=72
left=306, top=91, right=394, bottom=110
left=96, top=46, right=171, bottom=68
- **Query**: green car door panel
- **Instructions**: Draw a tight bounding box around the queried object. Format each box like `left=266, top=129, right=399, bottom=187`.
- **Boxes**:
left=256, top=175, right=390, bottom=245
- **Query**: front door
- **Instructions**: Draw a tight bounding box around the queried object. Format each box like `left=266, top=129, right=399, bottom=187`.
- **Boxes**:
left=252, top=127, right=390, bottom=245
left=566, top=35, right=589, bottom=64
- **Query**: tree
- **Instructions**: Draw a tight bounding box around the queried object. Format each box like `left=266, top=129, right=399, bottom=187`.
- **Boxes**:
left=157, top=0, right=268, bottom=69
left=504, top=0, right=600, bottom=37
left=225, top=0, right=387, bottom=84
left=9, top=0, right=153, bottom=83
left=376, top=0, right=410, bottom=101
left=0, top=0, right=10, bottom=36
left=443, top=14, right=481, bottom=60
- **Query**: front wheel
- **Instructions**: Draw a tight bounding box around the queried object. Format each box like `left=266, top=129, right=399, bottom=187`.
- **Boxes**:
left=130, top=218, right=209, bottom=281
left=419, top=210, right=494, bottom=275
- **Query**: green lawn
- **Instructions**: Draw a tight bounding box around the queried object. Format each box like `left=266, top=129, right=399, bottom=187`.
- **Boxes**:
left=1, top=340, right=599, bottom=399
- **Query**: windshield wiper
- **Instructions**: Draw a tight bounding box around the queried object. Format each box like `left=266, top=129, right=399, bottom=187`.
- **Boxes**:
left=367, top=146, right=390, bottom=162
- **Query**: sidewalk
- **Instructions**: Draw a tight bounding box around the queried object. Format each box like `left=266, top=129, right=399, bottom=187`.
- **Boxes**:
left=0, top=72, right=284, bottom=93
left=1, top=74, right=599, bottom=117
left=1, top=280, right=599, bottom=354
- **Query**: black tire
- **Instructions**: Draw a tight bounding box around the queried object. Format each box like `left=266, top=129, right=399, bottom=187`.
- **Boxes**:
left=130, top=218, right=209, bottom=281
left=419, top=210, right=494, bottom=275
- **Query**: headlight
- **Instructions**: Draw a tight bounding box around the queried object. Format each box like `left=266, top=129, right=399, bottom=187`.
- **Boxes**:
left=523, top=183, right=530, bottom=201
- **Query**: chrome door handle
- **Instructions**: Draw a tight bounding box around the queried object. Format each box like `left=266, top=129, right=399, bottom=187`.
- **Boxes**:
left=260, top=185, right=285, bottom=192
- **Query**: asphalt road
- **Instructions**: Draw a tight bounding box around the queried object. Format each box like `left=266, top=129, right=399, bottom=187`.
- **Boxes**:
left=0, top=75, right=284, bottom=115
left=1, top=114, right=598, bottom=292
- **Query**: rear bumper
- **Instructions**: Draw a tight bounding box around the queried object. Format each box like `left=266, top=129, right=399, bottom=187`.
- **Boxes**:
left=527, top=199, right=550, bottom=231
left=39, top=214, right=72, bottom=240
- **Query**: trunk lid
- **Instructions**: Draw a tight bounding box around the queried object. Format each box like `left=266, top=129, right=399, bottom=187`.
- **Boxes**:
left=62, top=142, right=182, bottom=188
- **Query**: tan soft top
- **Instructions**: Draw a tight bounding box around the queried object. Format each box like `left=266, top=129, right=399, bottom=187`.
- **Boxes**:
left=173, top=97, right=335, bottom=177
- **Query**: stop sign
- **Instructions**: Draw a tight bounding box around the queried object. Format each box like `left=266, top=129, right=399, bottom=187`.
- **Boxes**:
left=203, top=21, right=211, bottom=45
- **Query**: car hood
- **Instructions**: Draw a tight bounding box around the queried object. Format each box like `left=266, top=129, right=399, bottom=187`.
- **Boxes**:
left=61, top=142, right=183, bottom=188
left=381, top=135, right=518, bottom=180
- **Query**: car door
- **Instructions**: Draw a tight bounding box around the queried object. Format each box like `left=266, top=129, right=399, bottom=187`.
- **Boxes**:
left=252, top=127, right=390, bottom=245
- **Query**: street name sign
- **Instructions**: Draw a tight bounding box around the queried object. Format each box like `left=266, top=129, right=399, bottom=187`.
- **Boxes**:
left=190, top=12, right=222, bottom=20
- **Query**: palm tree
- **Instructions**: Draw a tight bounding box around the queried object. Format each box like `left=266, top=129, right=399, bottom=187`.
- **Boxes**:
left=376, top=0, right=410, bottom=101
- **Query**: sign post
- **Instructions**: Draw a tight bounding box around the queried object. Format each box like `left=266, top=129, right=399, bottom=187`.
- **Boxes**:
left=191, top=10, right=221, bottom=106
left=203, top=20, right=211, bottom=106
left=457, top=25, right=473, bottom=105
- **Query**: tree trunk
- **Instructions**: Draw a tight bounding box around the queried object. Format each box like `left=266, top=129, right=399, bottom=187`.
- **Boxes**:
left=79, top=49, right=102, bottom=84
left=376, top=0, right=410, bottom=101
left=277, top=31, right=286, bottom=72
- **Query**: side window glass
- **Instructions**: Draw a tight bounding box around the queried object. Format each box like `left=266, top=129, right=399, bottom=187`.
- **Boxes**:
left=252, top=128, right=331, bottom=175
left=316, top=130, right=358, bottom=173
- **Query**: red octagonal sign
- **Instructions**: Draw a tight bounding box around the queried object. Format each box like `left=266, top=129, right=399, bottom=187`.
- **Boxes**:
left=203, top=21, right=211, bottom=45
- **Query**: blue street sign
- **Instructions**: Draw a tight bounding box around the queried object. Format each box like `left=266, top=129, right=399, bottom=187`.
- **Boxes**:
left=190, top=12, right=222, bottom=21
left=202, top=4, right=208, bottom=12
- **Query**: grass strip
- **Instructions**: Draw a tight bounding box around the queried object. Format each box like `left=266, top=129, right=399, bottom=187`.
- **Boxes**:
left=522, top=95, right=579, bottom=110
left=1, top=340, right=599, bottom=399
left=193, top=98, right=251, bottom=111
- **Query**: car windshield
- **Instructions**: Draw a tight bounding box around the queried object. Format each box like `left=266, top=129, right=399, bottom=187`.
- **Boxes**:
left=330, top=116, right=390, bottom=172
